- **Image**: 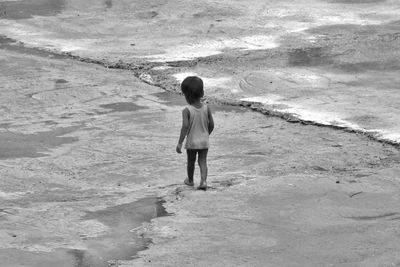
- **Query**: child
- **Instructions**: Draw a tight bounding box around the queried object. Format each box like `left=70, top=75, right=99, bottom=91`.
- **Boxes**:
left=176, top=76, right=214, bottom=190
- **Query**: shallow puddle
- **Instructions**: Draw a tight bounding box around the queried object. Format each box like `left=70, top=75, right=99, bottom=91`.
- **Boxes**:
left=0, top=196, right=171, bottom=267
left=0, top=0, right=65, bottom=20
left=68, top=197, right=171, bottom=266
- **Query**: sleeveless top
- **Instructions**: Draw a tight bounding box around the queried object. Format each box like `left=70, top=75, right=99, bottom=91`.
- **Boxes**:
left=185, top=104, right=209, bottom=149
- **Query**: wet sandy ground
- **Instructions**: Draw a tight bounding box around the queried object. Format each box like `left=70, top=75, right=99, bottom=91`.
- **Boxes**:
left=0, top=49, right=177, bottom=266
left=1, top=44, right=400, bottom=266
left=1, top=0, right=400, bottom=142
left=1, top=0, right=400, bottom=266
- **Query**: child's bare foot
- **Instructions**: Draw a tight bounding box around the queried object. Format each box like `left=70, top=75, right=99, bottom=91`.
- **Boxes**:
left=197, top=181, right=207, bottom=191
left=184, top=178, right=194, bottom=186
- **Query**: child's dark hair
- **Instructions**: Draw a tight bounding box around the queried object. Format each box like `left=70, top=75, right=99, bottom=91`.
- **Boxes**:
left=181, top=76, right=204, bottom=104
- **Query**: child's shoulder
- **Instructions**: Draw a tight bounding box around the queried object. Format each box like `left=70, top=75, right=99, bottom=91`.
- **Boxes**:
left=182, top=106, right=190, bottom=115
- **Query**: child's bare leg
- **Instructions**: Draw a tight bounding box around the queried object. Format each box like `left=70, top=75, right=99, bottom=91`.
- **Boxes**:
left=186, top=149, right=197, bottom=183
left=197, top=149, right=208, bottom=185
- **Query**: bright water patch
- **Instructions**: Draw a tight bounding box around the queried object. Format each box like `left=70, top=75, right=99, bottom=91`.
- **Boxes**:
left=173, top=72, right=232, bottom=89
left=145, top=35, right=279, bottom=62
left=241, top=95, right=400, bottom=144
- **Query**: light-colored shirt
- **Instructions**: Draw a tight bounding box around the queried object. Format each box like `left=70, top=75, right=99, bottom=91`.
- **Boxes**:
left=185, top=104, right=209, bottom=149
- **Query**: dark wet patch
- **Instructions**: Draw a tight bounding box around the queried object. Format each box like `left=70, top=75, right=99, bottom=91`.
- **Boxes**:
left=135, top=11, right=158, bottom=19
left=55, top=79, right=68, bottom=84
left=105, top=0, right=112, bottom=9
left=43, top=120, right=58, bottom=126
left=151, top=91, right=187, bottom=106
left=99, top=102, right=148, bottom=113
left=308, top=24, right=372, bottom=35
left=193, top=6, right=242, bottom=19
left=21, top=188, right=110, bottom=204
left=326, top=0, right=386, bottom=3
left=311, top=166, right=330, bottom=172
left=0, top=126, right=80, bottom=159
left=300, top=22, right=400, bottom=75
left=0, top=123, right=12, bottom=128
left=288, top=47, right=332, bottom=66
left=347, top=212, right=398, bottom=220
left=0, top=35, right=15, bottom=45
left=0, top=35, right=68, bottom=59
left=0, top=0, right=65, bottom=20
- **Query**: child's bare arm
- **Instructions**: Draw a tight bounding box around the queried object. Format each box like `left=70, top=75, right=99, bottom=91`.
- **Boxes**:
left=207, top=105, right=214, bottom=134
left=176, top=108, right=190, bottom=153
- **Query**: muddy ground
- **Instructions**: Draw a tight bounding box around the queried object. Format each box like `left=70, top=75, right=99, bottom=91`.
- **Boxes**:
left=1, top=0, right=400, bottom=266
left=1, top=0, right=400, bottom=142
left=1, top=44, right=400, bottom=267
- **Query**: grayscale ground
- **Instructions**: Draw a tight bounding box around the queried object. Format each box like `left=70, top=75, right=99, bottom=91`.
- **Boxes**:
left=0, top=0, right=400, bottom=266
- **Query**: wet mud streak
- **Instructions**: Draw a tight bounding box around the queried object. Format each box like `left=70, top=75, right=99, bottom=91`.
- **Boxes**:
left=347, top=212, right=398, bottom=221
left=0, top=0, right=65, bottom=20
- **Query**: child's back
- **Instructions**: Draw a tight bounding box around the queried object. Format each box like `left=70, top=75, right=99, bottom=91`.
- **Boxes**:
left=185, top=104, right=209, bottom=150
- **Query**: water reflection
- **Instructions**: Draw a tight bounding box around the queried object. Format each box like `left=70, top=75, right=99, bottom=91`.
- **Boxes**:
left=0, top=0, right=65, bottom=20
left=65, top=197, right=171, bottom=267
